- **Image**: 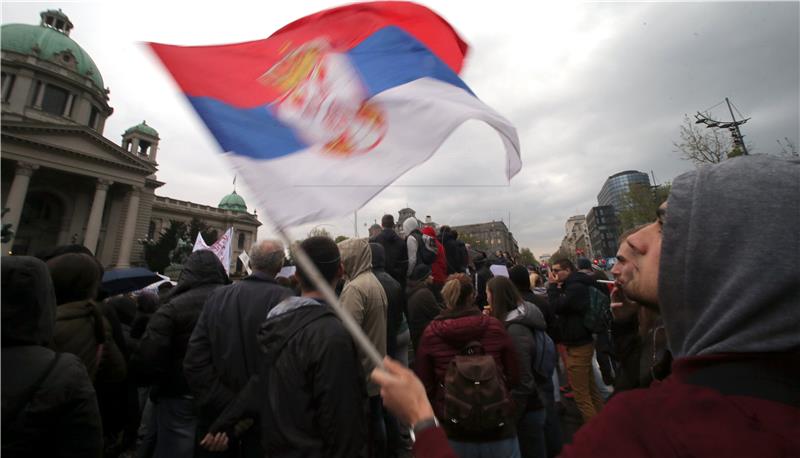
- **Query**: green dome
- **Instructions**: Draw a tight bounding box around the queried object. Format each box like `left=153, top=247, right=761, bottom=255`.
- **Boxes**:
left=1, top=22, right=104, bottom=90
left=125, top=120, right=159, bottom=138
left=218, top=190, right=247, bottom=212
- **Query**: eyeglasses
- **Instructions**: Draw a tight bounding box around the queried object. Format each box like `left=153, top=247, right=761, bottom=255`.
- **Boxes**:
left=551, top=268, right=564, bottom=273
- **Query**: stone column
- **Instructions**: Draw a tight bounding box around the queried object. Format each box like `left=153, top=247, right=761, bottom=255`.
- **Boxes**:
left=131, top=138, right=140, bottom=155
left=2, top=162, right=39, bottom=250
left=83, top=179, right=112, bottom=254
left=63, top=93, right=74, bottom=117
left=33, top=82, right=45, bottom=108
left=116, top=186, right=141, bottom=268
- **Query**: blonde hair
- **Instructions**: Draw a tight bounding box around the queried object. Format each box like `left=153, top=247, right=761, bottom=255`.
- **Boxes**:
left=441, top=273, right=474, bottom=310
left=529, top=272, right=541, bottom=288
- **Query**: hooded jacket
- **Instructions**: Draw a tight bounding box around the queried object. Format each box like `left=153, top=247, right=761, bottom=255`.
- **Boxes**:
left=415, top=308, right=521, bottom=442
left=210, top=297, right=367, bottom=458
left=406, top=281, right=443, bottom=352
left=184, top=270, right=291, bottom=418
left=338, top=238, right=388, bottom=397
left=369, top=243, right=406, bottom=357
left=421, top=226, right=448, bottom=284
left=505, top=301, right=547, bottom=416
left=403, top=217, right=421, bottom=277
left=562, top=156, right=800, bottom=457
left=547, top=271, right=596, bottom=346
left=2, top=256, right=102, bottom=457
left=131, top=250, right=229, bottom=396
left=371, top=227, right=407, bottom=283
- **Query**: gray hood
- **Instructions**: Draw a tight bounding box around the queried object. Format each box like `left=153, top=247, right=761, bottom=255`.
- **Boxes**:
left=267, top=296, right=321, bottom=319
left=506, top=301, right=546, bottom=331
left=659, top=155, right=800, bottom=358
left=402, top=217, right=419, bottom=235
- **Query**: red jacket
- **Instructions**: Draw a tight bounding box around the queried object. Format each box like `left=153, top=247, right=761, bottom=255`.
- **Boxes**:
left=414, top=308, right=520, bottom=441
left=421, top=227, right=448, bottom=285
left=560, top=354, right=800, bottom=457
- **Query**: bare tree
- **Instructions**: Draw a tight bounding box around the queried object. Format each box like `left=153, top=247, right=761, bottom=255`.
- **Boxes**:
left=673, top=114, right=732, bottom=165
left=777, top=137, right=798, bottom=157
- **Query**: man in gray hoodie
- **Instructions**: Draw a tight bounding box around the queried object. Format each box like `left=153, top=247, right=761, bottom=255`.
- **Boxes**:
left=561, top=154, right=800, bottom=456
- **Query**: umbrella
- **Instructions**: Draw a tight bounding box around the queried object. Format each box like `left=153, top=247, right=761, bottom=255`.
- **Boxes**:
left=102, top=267, right=163, bottom=296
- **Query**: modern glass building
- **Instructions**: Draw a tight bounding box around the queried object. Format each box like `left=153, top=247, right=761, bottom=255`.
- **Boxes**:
left=597, top=170, right=651, bottom=213
left=586, top=205, right=620, bottom=259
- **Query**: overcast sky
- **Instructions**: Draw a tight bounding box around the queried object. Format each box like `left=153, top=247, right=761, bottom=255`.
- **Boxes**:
left=3, top=1, right=798, bottom=256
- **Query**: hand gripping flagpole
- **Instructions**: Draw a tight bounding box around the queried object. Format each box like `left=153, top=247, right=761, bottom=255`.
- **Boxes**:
left=269, top=221, right=385, bottom=371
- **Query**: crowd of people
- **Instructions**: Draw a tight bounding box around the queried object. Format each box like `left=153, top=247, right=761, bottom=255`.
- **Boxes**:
left=2, top=155, right=798, bottom=458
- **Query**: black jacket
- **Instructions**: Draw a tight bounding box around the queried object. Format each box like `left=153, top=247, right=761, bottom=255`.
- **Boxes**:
left=184, top=271, right=291, bottom=415
left=371, top=228, right=407, bottom=284
left=369, top=243, right=406, bottom=357
left=547, top=271, right=595, bottom=346
left=406, top=283, right=442, bottom=352
left=131, top=250, right=229, bottom=397
left=505, top=302, right=548, bottom=417
left=2, top=256, right=102, bottom=458
left=210, top=297, right=367, bottom=458
left=440, top=233, right=466, bottom=274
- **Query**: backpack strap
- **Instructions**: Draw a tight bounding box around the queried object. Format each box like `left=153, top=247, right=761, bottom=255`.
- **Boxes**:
left=683, top=360, right=799, bottom=408
left=461, top=341, right=486, bottom=356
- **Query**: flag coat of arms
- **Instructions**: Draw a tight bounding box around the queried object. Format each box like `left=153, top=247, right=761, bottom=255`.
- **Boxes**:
left=150, top=1, right=521, bottom=228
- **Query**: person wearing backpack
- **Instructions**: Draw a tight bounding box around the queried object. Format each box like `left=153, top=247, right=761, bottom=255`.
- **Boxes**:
left=422, top=226, right=448, bottom=288
left=415, top=274, right=521, bottom=457
left=403, top=217, right=437, bottom=278
left=2, top=256, right=103, bottom=457
left=487, top=277, right=555, bottom=458
left=546, top=258, right=604, bottom=425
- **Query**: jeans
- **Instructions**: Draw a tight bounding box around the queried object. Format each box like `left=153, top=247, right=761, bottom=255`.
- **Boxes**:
left=136, top=397, right=157, bottom=458
left=518, top=409, right=546, bottom=458
left=392, top=328, right=411, bottom=367
left=153, top=397, right=198, bottom=458
left=540, top=376, right=563, bottom=457
left=564, top=343, right=604, bottom=424
left=448, top=437, right=522, bottom=458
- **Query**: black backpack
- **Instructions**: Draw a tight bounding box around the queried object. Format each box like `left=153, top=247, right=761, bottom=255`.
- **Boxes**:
left=442, top=341, right=512, bottom=433
left=410, top=231, right=437, bottom=266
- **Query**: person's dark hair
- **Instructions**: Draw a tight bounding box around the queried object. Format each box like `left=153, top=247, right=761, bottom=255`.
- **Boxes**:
left=107, top=295, right=136, bottom=326
left=451, top=230, right=459, bottom=239
left=577, top=257, right=592, bottom=270
left=487, top=276, right=522, bottom=320
left=46, top=253, right=102, bottom=305
left=508, top=265, right=531, bottom=292
left=295, top=236, right=341, bottom=291
left=381, top=214, right=395, bottom=229
left=553, top=258, right=575, bottom=272
left=441, top=273, right=474, bottom=310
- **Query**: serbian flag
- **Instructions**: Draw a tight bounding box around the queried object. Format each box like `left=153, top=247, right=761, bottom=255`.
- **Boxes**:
left=149, top=2, right=521, bottom=228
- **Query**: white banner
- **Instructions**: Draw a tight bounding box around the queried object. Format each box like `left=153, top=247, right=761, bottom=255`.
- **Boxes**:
left=239, top=250, right=252, bottom=275
left=193, top=228, right=233, bottom=274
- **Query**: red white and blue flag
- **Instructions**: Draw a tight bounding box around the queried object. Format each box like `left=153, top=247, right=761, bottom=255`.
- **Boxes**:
left=149, top=2, right=521, bottom=228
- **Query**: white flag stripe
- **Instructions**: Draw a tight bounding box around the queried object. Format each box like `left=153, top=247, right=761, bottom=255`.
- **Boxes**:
left=228, top=77, right=521, bottom=228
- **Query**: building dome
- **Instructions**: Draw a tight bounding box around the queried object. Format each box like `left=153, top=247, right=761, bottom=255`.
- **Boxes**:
left=125, top=120, right=159, bottom=138
left=218, top=190, right=247, bottom=212
left=1, top=10, right=104, bottom=90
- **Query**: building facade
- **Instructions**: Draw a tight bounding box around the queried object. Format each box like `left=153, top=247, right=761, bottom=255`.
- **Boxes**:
left=559, top=214, right=592, bottom=259
left=1, top=10, right=260, bottom=271
left=597, top=170, right=651, bottom=213
left=586, top=205, right=620, bottom=259
left=451, top=220, right=519, bottom=255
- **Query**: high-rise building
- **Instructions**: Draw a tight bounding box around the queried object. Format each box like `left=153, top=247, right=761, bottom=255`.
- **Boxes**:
left=586, top=205, right=620, bottom=259
left=597, top=170, right=651, bottom=213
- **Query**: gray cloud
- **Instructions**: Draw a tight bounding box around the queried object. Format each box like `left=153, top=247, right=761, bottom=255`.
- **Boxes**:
left=3, top=1, right=797, bottom=257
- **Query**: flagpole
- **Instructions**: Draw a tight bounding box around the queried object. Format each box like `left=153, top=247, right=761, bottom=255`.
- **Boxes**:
left=270, top=220, right=384, bottom=370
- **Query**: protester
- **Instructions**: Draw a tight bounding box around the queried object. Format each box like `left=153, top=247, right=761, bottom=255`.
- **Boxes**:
left=487, top=276, right=551, bottom=458
left=2, top=256, right=103, bottom=457
left=130, top=250, right=229, bottom=458
left=369, top=223, right=383, bottom=239
left=473, top=251, right=493, bottom=310
left=201, top=236, right=367, bottom=457
left=338, top=238, right=389, bottom=457
left=372, top=214, right=408, bottom=285
left=47, top=253, right=127, bottom=384
left=369, top=242, right=411, bottom=455
left=406, top=264, right=442, bottom=355
left=421, top=226, right=448, bottom=287
left=546, top=258, right=604, bottom=425
left=439, top=226, right=467, bottom=274
left=415, top=274, right=521, bottom=457
left=562, top=155, right=800, bottom=456
left=184, top=240, right=290, bottom=458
